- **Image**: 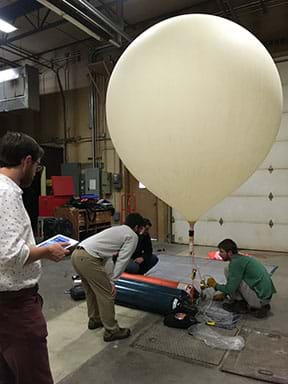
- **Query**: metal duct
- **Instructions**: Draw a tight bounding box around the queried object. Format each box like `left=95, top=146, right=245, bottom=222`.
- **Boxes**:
left=0, top=65, right=39, bottom=112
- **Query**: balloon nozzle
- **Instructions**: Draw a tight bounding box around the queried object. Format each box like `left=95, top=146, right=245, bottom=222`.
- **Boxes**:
left=200, top=279, right=207, bottom=290
left=191, top=268, right=197, bottom=280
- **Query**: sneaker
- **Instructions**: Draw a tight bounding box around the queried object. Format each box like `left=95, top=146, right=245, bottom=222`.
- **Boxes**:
left=103, top=327, right=131, bottom=342
left=223, top=300, right=248, bottom=314
left=88, top=318, right=103, bottom=330
left=250, top=304, right=271, bottom=319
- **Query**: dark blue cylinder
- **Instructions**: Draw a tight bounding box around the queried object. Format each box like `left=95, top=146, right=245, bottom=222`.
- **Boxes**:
left=115, top=278, right=190, bottom=315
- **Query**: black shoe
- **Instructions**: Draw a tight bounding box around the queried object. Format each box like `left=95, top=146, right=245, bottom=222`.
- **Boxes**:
left=103, top=327, right=131, bottom=342
left=88, top=318, right=103, bottom=330
left=223, top=300, right=248, bottom=314
left=250, top=304, right=271, bottom=319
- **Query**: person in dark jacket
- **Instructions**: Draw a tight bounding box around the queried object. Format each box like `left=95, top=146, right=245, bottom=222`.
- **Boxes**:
left=207, top=238, right=276, bottom=318
left=125, top=218, right=159, bottom=274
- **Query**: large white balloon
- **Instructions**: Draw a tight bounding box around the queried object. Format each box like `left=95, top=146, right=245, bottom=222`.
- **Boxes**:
left=106, top=14, right=282, bottom=222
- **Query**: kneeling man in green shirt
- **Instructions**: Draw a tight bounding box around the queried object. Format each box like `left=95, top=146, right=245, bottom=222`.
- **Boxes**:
left=207, top=238, right=276, bottom=318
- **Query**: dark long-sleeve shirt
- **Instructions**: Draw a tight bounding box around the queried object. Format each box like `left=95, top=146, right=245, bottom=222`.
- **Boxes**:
left=216, top=254, right=276, bottom=300
left=131, top=233, right=153, bottom=260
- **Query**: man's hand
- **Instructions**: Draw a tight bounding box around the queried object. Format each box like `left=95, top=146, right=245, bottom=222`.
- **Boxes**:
left=27, top=242, right=70, bottom=264
left=213, top=292, right=225, bottom=301
left=134, top=257, right=144, bottom=264
left=45, top=242, right=70, bottom=262
left=111, top=282, right=116, bottom=297
left=207, top=277, right=217, bottom=289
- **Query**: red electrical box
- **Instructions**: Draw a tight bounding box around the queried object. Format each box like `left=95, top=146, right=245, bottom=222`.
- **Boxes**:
left=39, top=176, right=75, bottom=217
left=51, top=176, right=75, bottom=196
left=39, top=196, right=70, bottom=217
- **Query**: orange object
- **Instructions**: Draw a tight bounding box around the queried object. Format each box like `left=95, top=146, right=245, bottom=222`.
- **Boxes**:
left=121, top=272, right=178, bottom=288
left=208, top=251, right=223, bottom=260
left=208, top=250, right=251, bottom=260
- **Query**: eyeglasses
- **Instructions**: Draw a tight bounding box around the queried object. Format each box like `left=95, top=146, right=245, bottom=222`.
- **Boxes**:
left=34, top=160, right=43, bottom=173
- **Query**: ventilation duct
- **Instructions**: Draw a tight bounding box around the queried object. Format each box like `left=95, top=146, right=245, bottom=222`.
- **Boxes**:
left=0, top=65, right=39, bottom=112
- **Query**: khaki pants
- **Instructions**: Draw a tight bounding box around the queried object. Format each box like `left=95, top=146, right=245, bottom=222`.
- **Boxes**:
left=224, top=267, right=269, bottom=309
left=71, top=249, right=119, bottom=331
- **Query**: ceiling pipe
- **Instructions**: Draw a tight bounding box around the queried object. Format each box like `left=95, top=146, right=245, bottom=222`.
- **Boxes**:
left=36, top=0, right=121, bottom=48
left=116, top=0, right=124, bottom=46
left=216, top=0, right=229, bottom=16
left=2, top=20, right=66, bottom=45
left=5, top=42, right=54, bottom=67
left=225, top=0, right=240, bottom=22
left=1, top=46, right=53, bottom=70
left=62, top=0, right=113, bottom=38
left=0, top=56, right=20, bottom=68
left=77, top=0, right=131, bottom=42
left=259, top=0, right=267, bottom=13
left=96, top=0, right=128, bottom=27
left=36, top=0, right=102, bottom=41
left=62, top=0, right=121, bottom=47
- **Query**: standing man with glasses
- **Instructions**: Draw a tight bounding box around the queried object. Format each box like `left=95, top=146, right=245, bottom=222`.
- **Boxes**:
left=0, top=131, right=70, bottom=384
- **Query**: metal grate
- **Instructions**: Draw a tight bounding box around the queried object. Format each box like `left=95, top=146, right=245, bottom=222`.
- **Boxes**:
left=221, top=327, right=288, bottom=383
left=132, top=318, right=238, bottom=367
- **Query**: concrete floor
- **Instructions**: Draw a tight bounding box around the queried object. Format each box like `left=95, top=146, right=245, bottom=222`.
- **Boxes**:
left=39, top=243, right=288, bottom=384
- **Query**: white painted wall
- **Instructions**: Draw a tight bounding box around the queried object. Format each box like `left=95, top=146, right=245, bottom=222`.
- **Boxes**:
left=172, top=61, right=288, bottom=252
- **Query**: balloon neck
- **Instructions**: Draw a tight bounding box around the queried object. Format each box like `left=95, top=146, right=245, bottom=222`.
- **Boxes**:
left=188, top=221, right=196, bottom=255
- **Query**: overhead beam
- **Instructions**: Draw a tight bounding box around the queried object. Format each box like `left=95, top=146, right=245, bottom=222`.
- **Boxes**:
left=11, top=37, right=93, bottom=66
left=76, top=0, right=131, bottom=42
left=93, top=0, right=127, bottom=25
left=0, top=20, right=66, bottom=46
left=0, top=0, right=120, bottom=48
left=40, top=9, right=51, bottom=28
left=24, top=14, right=38, bottom=29
left=126, top=2, right=217, bottom=35
left=0, top=0, right=42, bottom=21
left=36, top=0, right=122, bottom=47
left=36, top=37, right=92, bottom=56
left=1, top=46, right=53, bottom=70
left=259, top=0, right=267, bottom=13
left=0, top=57, right=20, bottom=68
left=225, top=0, right=240, bottom=22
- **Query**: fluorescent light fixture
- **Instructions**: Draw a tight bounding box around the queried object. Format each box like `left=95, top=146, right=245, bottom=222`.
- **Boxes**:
left=0, top=18, right=17, bottom=33
left=0, top=68, right=20, bottom=83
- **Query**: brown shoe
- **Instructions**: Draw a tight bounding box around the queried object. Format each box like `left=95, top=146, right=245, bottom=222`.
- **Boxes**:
left=88, top=318, right=103, bottom=330
left=103, top=327, right=131, bottom=342
left=250, top=304, right=271, bottom=319
left=223, top=300, right=248, bottom=314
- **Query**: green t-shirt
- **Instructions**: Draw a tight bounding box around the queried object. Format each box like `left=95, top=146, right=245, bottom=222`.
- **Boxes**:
left=216, top=254, right=276, bottom=300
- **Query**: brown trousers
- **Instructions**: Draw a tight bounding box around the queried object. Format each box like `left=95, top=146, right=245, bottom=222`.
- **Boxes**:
left=71, top=249, right=119, bottom=331
left=0, top=286, right=53, bottom=384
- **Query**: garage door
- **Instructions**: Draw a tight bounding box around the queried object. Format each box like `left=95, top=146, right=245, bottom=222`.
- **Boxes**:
left=172, top=62, right=288, bottom=252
